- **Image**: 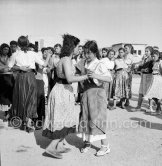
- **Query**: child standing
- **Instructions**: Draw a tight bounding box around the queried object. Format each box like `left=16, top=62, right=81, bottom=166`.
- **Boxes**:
left=101, top=48, right=114, bottom=108
left=111, top=48, right=129, bottom=110
left=133, top=46, right=154, bottom=111
left=78, top=41, right=112, bottom=156
left=144, top=50, right=162, bottom=114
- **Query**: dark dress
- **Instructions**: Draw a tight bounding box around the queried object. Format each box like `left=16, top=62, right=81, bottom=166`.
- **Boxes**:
left=76, top=59, right=108, bottom=142
left=9, top=50, right=44, bottom=122
left=0, top=58, right=14, bottom=112
left=35, top=64, right=45, bottom=120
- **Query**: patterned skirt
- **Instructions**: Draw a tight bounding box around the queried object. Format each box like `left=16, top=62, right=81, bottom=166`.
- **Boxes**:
left=112, top=69, right=129, bottom=99
left=11, top=72, right=37, bottom=121
left=144, top=75, right=162, bottom=100
left=0, top=74, right=14, bottom=111
left=78, top=87, right=107, bottom=142
left=42, top=82, right=80, bottom=139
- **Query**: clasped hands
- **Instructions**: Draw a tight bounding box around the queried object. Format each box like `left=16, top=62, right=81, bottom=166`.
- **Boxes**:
left=20, top=66, right=30, bottom=71
left=86, top=69, right=97, bottom=79
left=141, top=68, right=149, bottom=73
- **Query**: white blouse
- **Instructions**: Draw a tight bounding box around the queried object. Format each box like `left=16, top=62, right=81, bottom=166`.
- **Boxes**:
left=115, top=58, right=128, bottom=70
left=100, top=58, right=115, bottom=70
left=8, top=50, right=44, bottom=69
left=85, top=58, right=112, bottom=86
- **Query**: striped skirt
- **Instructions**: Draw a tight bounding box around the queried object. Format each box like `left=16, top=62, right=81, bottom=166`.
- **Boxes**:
left=112, top=69, right=129, bottom=99
left=11, top=71, right=38, bottom=121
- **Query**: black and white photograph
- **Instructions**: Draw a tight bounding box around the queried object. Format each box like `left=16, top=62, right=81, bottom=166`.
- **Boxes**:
left=0, top=0, right=162, bottom=165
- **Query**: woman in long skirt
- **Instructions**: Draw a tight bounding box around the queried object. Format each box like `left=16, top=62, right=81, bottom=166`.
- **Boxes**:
left=0, top=43, right=14, bottom=120
left=111, top=48, right=129, bottom=109
left=144, top=50, right=162, bottom=114
left=123, top=44, right=134, bottom=106
left=8, top=36, right=51, bottom=131
left=132, top=46, right=154, bottom=111
left=42, top=34, right=88, bottom=159
left=78, top=41, right=112, bottom=157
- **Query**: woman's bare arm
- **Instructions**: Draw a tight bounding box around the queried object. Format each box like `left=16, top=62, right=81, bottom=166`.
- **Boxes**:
left=63, top=57, right=88, bottom=83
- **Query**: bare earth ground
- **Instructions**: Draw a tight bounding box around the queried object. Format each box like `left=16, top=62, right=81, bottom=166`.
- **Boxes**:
left=0, top=75, right=162, bottom=166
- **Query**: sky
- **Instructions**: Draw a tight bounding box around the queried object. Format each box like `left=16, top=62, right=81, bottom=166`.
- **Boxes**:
left=0, top=0, right=162, bottom=49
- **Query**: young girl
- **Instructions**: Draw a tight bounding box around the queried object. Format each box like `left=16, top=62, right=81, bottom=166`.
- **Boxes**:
left=144, top=50, right=162, bottom=114
left=101, top=49, right=115, bottom=108
left=111, top=48, right=129, bottom=109
left=123, top=44, right=134, bottom=106
left=78, top=41, right=112, bottom=157
left=43, top=34, right=88, bottom=159
left=107, top=49, right=115, bottom=108
left=133, top=46, right=154, bottom=111
left=0, top=44, right=14, bottom=121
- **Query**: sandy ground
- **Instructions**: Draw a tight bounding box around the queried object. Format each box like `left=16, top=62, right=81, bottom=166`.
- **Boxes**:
left=0, top=75, right=162, bottom=166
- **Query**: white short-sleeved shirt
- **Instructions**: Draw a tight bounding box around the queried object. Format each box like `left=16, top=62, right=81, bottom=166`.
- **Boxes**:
left=100, top=58, right=115, bottom=70
left=124, top=53, right=134, bottom=65
left=115, top=58, right=128, bottom=70
left=85, top=58, right=112, bottom=86
left=8, top=50, right=44, bottom=69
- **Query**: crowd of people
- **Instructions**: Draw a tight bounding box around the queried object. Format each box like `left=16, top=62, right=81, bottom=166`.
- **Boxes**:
left=0, top=34, right=162, bottom=159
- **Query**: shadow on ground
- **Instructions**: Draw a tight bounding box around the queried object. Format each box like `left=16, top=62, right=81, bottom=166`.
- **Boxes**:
left=130, top=117, right=162, bottom=130
left=34, top=130, right=99, bottom=151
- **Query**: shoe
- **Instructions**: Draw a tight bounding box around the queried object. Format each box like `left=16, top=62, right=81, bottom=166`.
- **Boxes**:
left=109, top=106, right=116, bottom=110
left=125, top=99, right=130, bottom=106
left=150, top=109, right=157, bottom=114
left=131, top=107, right=141, bottom=112
left=59, top=147, right=71, bottom=153
left=26, top=119, right=35, bottom=132
left=107, top=105, right=111, bottom=109
left=80, top=141, right=91, bottom=153
left=95, top=145, right=110, bottom=157
left=116, top=101, right=122, bottom=107
left=45, top=149, right=63, bottom=159
left=26, top=126, right=35, bottom=133
left=121, top=103, right=126, bottom=109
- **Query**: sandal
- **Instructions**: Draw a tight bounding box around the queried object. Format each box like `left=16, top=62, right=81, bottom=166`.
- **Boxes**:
left=26, top=119, right=35, bottom=133
left=131, top=107, right=141, bottom=112
left=80, top=141, right=91, bottom=153
left=95, top=144, right=110, bottom=157
left=109, top=106, right=116, bottom=110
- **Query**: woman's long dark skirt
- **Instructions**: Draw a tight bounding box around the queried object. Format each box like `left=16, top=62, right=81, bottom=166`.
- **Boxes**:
left=0, top=74, right=14, bottom=107
left=36, top=79, right=45, bottom=120
left=11, top=72, right=38, bottom=121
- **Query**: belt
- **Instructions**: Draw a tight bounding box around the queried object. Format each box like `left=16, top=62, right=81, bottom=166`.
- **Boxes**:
left=153, top=73, right=159, bottom=75
left=142, top=72, right=152, bottom=74
left=18, top=69, right=35, bottom=73
left=56, top=78, right=71, bottom=84
left=116, top=68, right=123, bottom=71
